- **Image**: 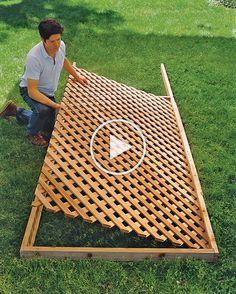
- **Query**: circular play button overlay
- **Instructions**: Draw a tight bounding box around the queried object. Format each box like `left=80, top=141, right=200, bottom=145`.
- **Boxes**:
left=90, top=119, right=146, bottom=175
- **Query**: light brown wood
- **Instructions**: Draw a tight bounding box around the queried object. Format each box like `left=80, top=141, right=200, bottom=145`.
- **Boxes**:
left=20, top=204, right=43, bottom=248
left=160, top=63, right=218, bottom=253
left=23, top=246, right=218, bottom=261
left=20, top=64, right=218, bottom=260
left=20, top=203, right=218, bottom=261
left=53, top=114, right=204, bottom=246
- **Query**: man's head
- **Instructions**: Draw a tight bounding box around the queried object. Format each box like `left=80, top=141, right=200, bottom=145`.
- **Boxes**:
left=38, top=19, right=64, bottom=54
left=38, top=19, right=64, bottom=41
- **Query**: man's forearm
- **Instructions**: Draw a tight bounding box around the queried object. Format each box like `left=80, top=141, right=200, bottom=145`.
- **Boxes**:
left=63, top=57, right=78, bottom=78
left=63, top=57, right=88, bottom=86
left=28, top=88, right=59, bottom=109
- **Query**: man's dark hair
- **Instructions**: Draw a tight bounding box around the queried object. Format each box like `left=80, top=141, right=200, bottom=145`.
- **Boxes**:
left=38, top=19, right=64, bottom=41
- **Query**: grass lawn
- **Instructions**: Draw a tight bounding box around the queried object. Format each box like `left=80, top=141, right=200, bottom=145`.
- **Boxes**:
left=0, top=0, right=235, bottom=293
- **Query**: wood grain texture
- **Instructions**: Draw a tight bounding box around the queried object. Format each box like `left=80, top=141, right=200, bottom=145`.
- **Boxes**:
left=27, top=65, right=218, bottom=251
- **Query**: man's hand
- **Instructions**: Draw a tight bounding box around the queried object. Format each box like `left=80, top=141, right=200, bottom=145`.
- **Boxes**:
left=54, top=103, right=65, bottom=111
left=75, top=74, right=89, bottom=86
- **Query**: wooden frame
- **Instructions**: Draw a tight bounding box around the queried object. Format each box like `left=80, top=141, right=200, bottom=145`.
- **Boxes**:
left=20, top=64, right=218, bottom=261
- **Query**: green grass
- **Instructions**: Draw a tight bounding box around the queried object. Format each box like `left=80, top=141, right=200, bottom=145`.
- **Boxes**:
left=0, top=0, right=235, bottom=293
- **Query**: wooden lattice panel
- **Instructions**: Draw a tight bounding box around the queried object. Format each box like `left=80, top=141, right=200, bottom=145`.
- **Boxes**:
left=33, top=66, right=211, bottom=249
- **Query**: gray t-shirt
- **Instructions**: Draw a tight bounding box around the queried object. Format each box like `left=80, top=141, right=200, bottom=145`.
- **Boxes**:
left=20, top=40, right=66, bottom=96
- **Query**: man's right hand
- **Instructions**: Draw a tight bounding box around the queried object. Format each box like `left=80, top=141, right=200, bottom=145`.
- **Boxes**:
left=27, top=79, right=66, bottom=111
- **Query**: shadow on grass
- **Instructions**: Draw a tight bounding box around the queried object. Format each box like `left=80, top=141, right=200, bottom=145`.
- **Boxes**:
left=0, top=0, right=124, bottom=39
left=0, top=0, right=124, bottom=47
left=36, top=210, right=176, bottom=248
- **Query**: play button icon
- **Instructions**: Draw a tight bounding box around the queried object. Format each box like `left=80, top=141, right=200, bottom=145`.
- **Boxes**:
left=110, top=135, right=132, bottom=160
left=90, top=119, right=146, bottom=175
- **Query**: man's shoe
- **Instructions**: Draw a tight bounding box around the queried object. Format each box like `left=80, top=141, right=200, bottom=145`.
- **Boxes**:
left=39, top=131, right=51, bottom=143
left=26, top=134, right=49, bottom=148
left=0, top=100, right=17, bottom=118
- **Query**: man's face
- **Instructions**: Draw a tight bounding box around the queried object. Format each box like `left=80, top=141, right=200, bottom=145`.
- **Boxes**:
left=43, top=34, right=61, bottom=54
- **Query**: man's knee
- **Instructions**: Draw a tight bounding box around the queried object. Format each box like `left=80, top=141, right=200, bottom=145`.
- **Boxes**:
left=37, top=105, right=52, bottom=119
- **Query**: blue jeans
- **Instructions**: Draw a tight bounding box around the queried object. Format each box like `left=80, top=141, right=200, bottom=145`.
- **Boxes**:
left=17, top=87, right=56, bottom=139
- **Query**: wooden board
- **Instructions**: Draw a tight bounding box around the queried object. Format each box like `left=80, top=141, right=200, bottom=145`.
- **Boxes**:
left=20, top=64, right=218, bottom=260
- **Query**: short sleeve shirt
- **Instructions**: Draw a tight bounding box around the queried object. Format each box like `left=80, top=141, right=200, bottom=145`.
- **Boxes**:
left=20, top=40, right=66, bottom=96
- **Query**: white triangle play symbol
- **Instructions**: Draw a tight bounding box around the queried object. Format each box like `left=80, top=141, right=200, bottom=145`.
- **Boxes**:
left=110, top=135, right=132, bottom=160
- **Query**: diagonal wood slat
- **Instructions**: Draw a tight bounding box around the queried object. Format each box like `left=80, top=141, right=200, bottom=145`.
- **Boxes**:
left=33, top=66, right=214, bottom=249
